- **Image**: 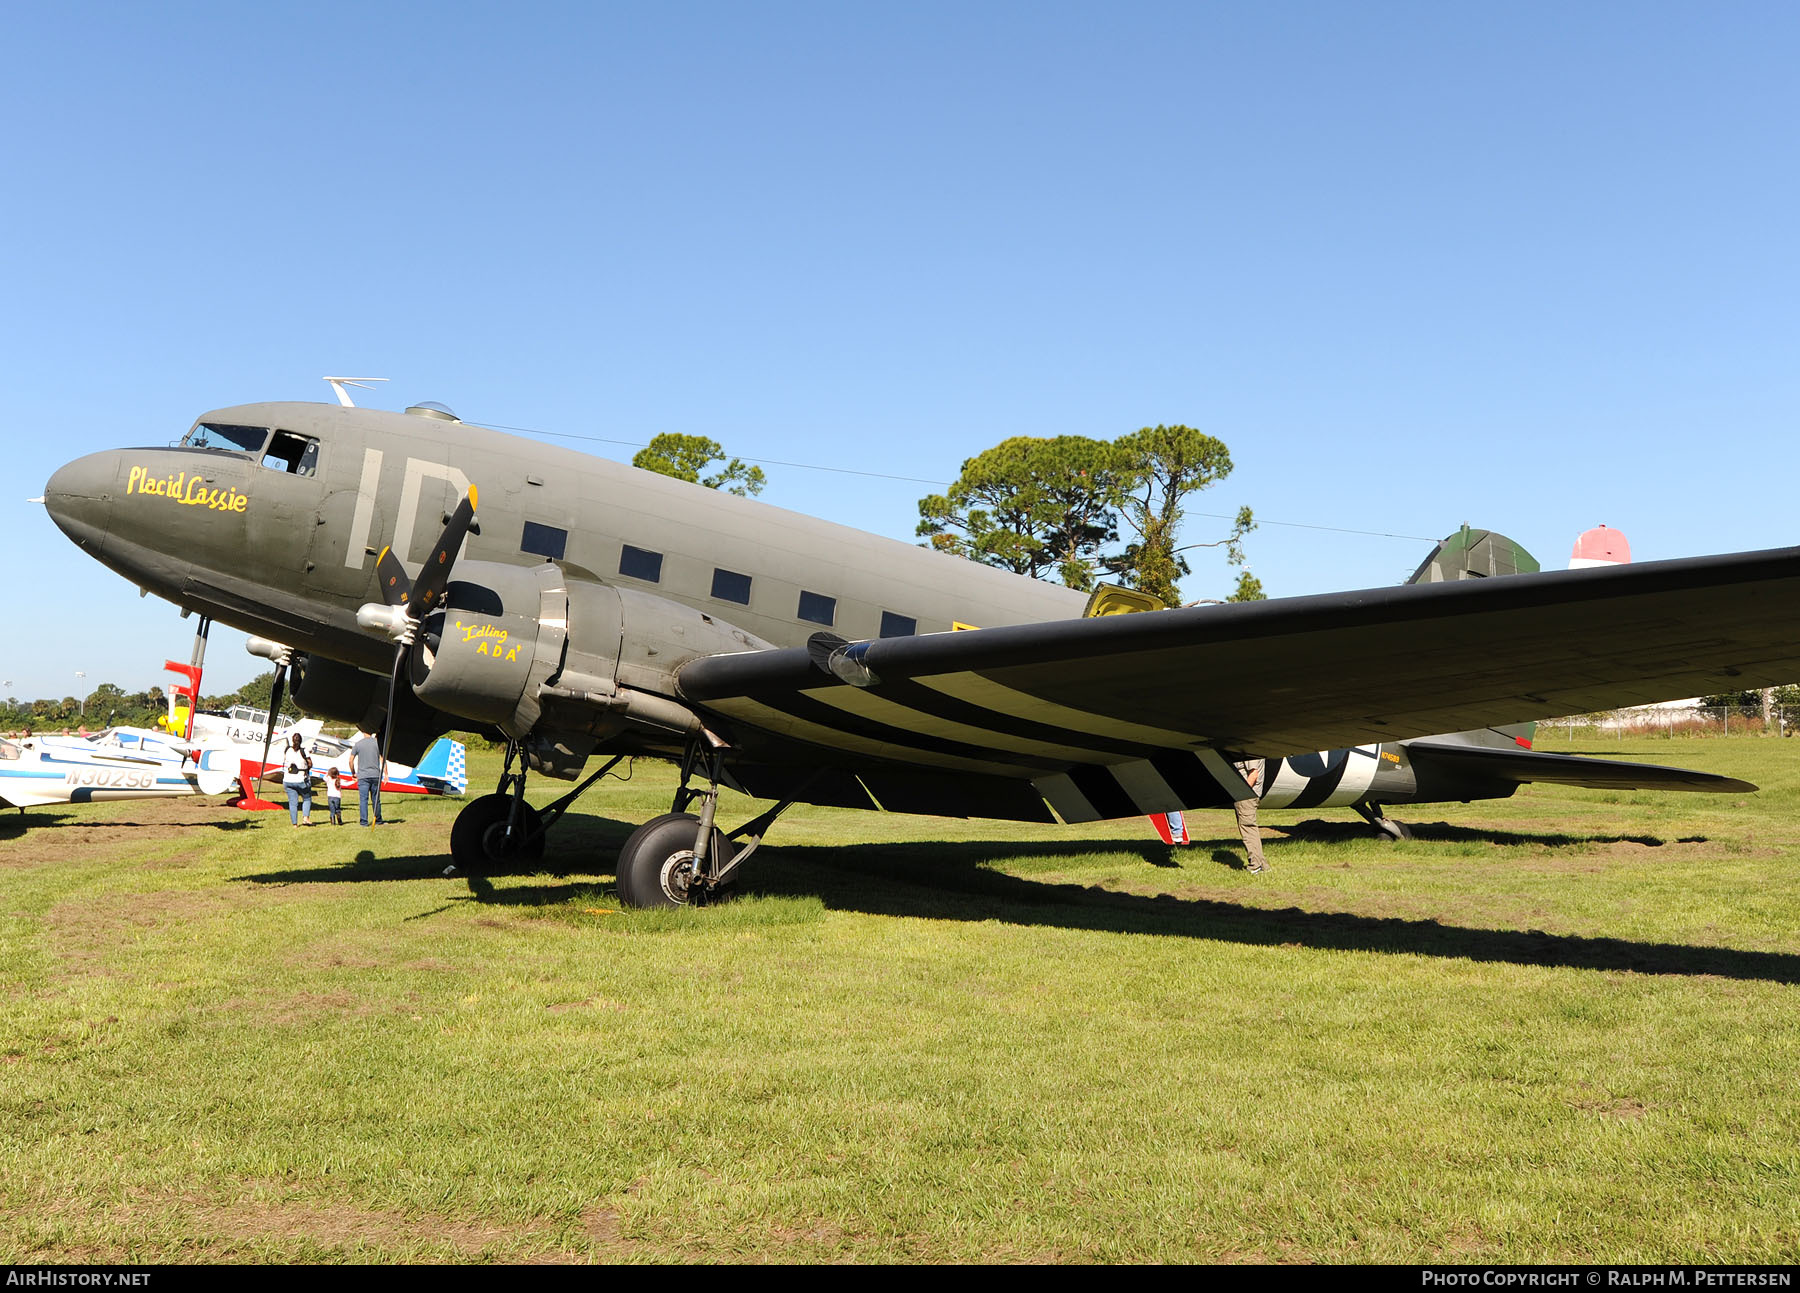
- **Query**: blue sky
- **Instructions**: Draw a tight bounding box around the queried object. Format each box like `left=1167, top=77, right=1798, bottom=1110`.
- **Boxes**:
left=4, top=2, right=1796, bottom=703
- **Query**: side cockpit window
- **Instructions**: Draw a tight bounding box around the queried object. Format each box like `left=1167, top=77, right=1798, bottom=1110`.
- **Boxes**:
left=183, top=423, right=268, bottom=454
left=261, top=430, right=320, bottom=477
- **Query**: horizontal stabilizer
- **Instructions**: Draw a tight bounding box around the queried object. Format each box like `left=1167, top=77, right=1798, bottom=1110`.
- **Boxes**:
left=1403, top=740, right=1756, bottom=794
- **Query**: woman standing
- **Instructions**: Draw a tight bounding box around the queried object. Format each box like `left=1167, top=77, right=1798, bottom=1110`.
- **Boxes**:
left=283, top=732, right=314, bottom=827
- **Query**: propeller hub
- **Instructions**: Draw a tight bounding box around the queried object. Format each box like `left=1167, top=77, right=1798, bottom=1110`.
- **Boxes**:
left=356, top=603, right=418, bottom=645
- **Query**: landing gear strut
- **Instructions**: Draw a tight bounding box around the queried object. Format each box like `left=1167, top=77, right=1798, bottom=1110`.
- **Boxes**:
left=614, top=733, right=799, bottom=909
left=447, top=741, right=631, bottom=873
left=1354, top=801, right=1413, bottom=841
left=448, top=741, right=544, bottom=872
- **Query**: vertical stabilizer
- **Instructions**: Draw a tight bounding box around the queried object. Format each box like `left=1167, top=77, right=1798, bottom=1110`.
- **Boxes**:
left=1570, top=525, right=1631, bottom=569
left=1404, top=526, right=1541, bottom=746
left=1406, top=525, right=1540, bottom=584
left=412, top=738, right=468, bottom=795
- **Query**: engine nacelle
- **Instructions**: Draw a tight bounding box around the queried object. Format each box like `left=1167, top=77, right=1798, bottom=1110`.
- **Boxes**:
left=407, top=560, right=576, bottom=738
left=401, top=559, right=772, bottom=750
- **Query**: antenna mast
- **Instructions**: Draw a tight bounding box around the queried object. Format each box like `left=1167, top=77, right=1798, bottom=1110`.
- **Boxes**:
left=323, top=376, right=389, bottom=408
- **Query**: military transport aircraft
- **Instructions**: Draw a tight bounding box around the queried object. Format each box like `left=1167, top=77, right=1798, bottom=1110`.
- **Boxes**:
left=41, top=399, right=1797, bottom=906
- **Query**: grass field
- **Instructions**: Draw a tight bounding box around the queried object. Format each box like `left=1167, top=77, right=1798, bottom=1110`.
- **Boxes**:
left=3, top=737, right=1798, bottom=1263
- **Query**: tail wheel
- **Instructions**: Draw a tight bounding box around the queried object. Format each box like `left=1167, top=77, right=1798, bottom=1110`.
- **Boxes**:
left=616, top=813, right=729, bottom=909
left=449, top=792, right=547, bottom=871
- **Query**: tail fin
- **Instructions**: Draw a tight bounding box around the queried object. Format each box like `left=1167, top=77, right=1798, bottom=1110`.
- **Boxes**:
left=289, top=718, right=324, bottom=742
left=1570, top=524, right=1631, bottom=569
left=1406, top=526, right=1541, bottom=745
left=1406, top=525, right=1540, bottom=585
left=412, top=738, right=468, bottom=795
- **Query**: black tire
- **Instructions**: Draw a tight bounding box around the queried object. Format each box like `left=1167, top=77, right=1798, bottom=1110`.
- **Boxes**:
left=613, top=812, right=691, bottom=882
left=449, top=793, right=547, bottom=871
left=615, top=813, right=728, bottom=909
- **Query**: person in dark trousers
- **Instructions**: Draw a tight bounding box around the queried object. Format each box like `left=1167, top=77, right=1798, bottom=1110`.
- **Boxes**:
left=282, top=732, right=314, bottom=827
left=325, top=758, right=344, bottom=825
left=351, top=730, right=385, bottom=827
left=1233, top=757, right=1266, bottom=873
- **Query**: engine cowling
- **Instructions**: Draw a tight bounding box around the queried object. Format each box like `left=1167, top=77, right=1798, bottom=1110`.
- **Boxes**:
left=407, top=560, right=579, bottom=737
left=401, top=560, right=768, bottom=748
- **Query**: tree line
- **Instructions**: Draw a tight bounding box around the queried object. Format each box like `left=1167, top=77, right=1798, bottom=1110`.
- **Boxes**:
left=634, top=424, right=1261, bottom=606
left=916, top=424, right=1259, bottom=605
left=2, top=674, right=282, bottom=733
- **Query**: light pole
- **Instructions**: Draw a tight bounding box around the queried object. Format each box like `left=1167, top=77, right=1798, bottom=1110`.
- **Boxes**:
left=75, top=671, right=86, bottom=719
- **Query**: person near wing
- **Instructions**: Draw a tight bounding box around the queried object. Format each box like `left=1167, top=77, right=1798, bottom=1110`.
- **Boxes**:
left=282, top=732, right=313, bottom=827
left=1234, top=757, right=1266, bottom=873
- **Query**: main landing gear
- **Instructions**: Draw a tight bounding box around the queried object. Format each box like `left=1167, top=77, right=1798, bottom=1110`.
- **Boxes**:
left=613, top=735, right=799, bottom=909
left=447, top=741, right=625, bottom=873
left=446, top=733, right=799, bottom=909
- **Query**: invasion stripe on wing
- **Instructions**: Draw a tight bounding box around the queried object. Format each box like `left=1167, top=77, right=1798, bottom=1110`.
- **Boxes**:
left=869, top=678, right=1169, bottom=760
left=1034, top=751, right=1252, bottom=823
left=800, top=686, right=1131, bottom=765
left=700, top=698, right=1042, bottom=777
left=923, top=673, right=1206, bottom=748
left=731, top=690, right=1065, bottom=772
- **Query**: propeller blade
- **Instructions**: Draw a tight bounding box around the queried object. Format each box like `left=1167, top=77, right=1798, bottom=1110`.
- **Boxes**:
left=411, top=486, right=478, bottom=616
left=258, top=663, right=288, bottom=780
left=375, top=546, right=413, bottom=608
left=380, top=641, right=405, bottom=774
left=375, top=486, right=476, bottom=773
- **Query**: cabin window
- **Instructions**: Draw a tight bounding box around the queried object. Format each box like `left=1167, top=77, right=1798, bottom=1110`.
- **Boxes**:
left=880, top=611, right=917, bottom=638
left=261, top=430, right=319, bottom=477
left=619, top=545, right=662, bottom=583
left=797, top=591, right=836, bottom=626
left=712, top=568, right=752, bottom=605
left=183, top=423, right=267, bottom=454
left=521, top=521, right=567, bottom=561
left=0, top=740, right=18, bottom=761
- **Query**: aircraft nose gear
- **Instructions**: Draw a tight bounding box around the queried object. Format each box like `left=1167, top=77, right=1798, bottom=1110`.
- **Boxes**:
left=613, top=733, right=800, bottom=909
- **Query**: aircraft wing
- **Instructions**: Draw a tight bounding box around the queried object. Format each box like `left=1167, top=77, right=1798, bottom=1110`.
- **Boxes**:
left=675, top=546, right=1800, bottom=821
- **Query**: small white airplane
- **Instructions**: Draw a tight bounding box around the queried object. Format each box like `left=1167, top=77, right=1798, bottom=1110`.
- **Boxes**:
left=0, top=728, right=236, bottom=812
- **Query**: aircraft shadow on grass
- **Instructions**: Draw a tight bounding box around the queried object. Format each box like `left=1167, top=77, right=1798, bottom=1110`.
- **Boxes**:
left=1272, top=818, right=1687, bottom=849
left=230, top=823, right=1795, bottom=985
left=0, top=809, right=258, bottom=837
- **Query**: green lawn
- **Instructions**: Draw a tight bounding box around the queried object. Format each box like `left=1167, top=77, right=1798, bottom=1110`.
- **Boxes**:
left=2, top=738, right=1797, bottom=1262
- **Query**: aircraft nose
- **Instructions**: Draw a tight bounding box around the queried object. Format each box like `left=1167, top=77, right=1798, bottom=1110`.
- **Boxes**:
left=43, top=451, right=119, bottom=553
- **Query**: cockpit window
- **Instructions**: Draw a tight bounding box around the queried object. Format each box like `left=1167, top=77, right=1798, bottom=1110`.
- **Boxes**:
left=261, top=430, right=320, bottom=477
left=0, top=739, right=19, bottom=760
left=183, top=423, right=269, bottom=454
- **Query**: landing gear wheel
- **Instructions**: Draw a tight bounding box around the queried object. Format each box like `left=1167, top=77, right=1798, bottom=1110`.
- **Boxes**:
left=450, top=793, right=547, bottom=871
left=615, top=813, right=729, bottom=909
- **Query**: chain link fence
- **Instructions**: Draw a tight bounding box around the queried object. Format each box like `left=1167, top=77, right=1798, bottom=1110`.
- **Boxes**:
left=1542, top=705, right=1800, bottom=741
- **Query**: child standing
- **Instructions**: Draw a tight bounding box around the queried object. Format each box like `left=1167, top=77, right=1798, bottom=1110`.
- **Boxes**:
left=326, top=759, right=344, bottom=825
